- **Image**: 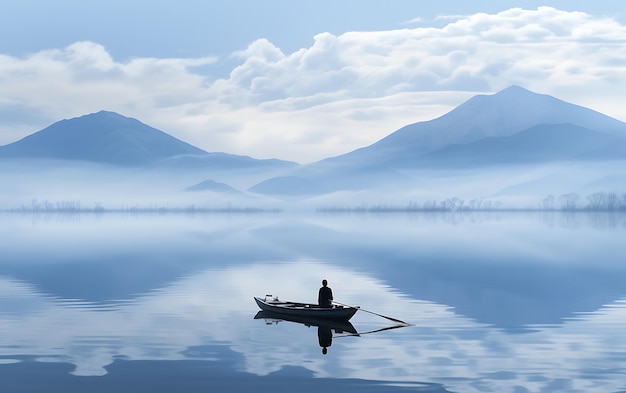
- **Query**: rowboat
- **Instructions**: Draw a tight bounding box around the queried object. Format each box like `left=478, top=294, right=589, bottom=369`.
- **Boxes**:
left=254, top=295, right=359, bottom=321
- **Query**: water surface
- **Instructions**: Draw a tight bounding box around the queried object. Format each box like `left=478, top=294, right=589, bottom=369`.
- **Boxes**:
left=1, top=212, right=626, bottom=392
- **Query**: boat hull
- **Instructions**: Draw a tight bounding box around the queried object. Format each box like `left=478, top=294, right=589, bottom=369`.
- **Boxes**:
left=254, top=297, right=358, bottom=321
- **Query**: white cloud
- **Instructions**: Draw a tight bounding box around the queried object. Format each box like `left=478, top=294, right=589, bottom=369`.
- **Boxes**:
left=1, top=7, right=625, bottom=163
left=402, top=16, right=424, bottom=25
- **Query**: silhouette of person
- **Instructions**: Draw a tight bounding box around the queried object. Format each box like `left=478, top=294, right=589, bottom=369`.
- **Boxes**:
left=318, top=279, right=333, bottom=308
left=318, top=325, right=332, bottom=355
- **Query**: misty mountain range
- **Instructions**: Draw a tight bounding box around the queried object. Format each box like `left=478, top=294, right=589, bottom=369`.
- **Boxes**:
left=1, top=86, right=625, bottom=206
left=0, top=110, right=297, bottom=170
left=340, top=85, right=626, bottom=164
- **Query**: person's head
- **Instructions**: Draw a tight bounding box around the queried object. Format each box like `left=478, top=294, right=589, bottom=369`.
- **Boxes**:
left=322, top=279, right=328, bottom=287
left=322, top=347, right=328, bottom=355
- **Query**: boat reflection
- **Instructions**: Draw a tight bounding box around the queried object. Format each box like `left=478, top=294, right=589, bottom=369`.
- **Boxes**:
left=254, top=311, right=410, bottom=355
left=255, top=310, right=358, bottom=354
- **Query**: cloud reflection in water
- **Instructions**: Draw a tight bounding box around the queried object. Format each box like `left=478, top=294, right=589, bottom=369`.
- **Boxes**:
left=0, top=212, right=625, bottom=392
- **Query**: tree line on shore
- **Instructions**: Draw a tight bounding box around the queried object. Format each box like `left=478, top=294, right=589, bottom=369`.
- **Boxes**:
left=7, top=199, right=278, bottom=213
left=319, top=192, right=626, bottom=213
left=4, top=191, right=626, bottom=213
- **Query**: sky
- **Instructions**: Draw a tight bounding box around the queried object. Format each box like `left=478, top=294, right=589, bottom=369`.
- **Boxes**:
left=1, top=1, right=625, bottom=163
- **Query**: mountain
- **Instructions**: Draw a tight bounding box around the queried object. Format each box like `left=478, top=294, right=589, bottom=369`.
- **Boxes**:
left=0, top=111, right=210, bottom=166
left=248, top=164, right=416, bottom=197
left=3, top=88, right=626, bottom=203
left=249, top=86, right=626, bottom=197
left=184, top=179, right=241, bottom=193
left=408, top=123, right=626, bottom=168
left=248, top=176, right=321, bottom=197
left=0, top=111, right=297, bottom=171
left=323, top=85, right=626, bottom=168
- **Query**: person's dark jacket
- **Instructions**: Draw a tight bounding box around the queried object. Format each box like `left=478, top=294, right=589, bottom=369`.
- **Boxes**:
left=318, top=286, right=333, bottom=308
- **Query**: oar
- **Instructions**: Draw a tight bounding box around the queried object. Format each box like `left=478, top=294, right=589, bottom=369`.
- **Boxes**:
left=334, top=324, right=410, bottom=338
left=358, top=324, right=411, bottom=334
left=333, top=301, right=412, bottom=325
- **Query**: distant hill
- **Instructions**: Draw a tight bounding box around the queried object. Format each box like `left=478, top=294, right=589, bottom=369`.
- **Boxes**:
left=407, top=123, right=626, bottom=168
left=3, top=88, right=626, bottom=202
left=248, top=176, right=320, bottom=196
left=249, top=86, right=626, bottom=197
left=0, top=111, right=208, bottom=166
left=324, top=85, right=626, bottom=167
left=0, top=111, right=297, bottom=170
left=184, top=179, right=241, bottom=193
left=248, top=165, right=415, bottom=197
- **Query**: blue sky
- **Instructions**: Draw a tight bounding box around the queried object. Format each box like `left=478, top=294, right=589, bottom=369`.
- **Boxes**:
left=1, top=1, right=625, bottom=162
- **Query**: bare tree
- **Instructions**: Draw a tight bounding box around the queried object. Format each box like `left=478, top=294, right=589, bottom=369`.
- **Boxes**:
left=559, top=193, right=580, bottom=210
left=541, top=194, right=555, bottom=210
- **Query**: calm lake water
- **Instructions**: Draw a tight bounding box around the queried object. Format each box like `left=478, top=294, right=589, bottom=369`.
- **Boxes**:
left=1, top=211, right=626, bottom=393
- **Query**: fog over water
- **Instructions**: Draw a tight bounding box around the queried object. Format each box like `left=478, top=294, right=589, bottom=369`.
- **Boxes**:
left=2, top=158, right=626, bottom=213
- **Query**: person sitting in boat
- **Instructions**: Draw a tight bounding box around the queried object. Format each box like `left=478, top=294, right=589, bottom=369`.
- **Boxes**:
left=318, top=279, right=333, bottom=308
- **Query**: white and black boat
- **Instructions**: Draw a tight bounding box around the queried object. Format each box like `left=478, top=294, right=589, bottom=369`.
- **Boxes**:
left=254, top=295, right=359, bottom=321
